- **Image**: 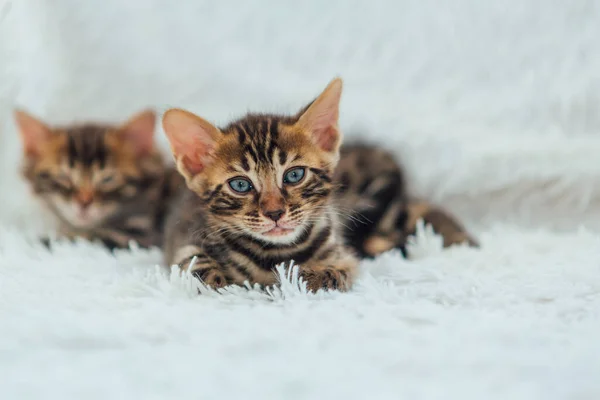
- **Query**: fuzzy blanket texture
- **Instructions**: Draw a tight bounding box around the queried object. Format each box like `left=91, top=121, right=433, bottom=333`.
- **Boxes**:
left=1, top=1, right=599, bottom=399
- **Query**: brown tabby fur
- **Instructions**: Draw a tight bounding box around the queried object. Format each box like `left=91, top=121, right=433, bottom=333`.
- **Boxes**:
left=15, top=109, right=183, bottom=250
left=163, top=79, right=357, bottom=292
left=162, top=78, right=477, bottom=293
left=334, top=143, right=477, bottom=258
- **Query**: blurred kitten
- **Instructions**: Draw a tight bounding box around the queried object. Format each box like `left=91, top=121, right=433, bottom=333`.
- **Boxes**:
left=333, top=143, right=478, bottom=258
left=14, top=109, right=183, bottom=250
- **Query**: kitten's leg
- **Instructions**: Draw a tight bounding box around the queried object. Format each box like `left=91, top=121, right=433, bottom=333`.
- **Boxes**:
left=299, top=246, right=358, bottom=292
left=172, top=245, right=229, bottom=289
left=406, top=201, right=478, bottom=247
left=362, top=232, right=403, bottom=258
left=361, top=201, right=405, bottom=257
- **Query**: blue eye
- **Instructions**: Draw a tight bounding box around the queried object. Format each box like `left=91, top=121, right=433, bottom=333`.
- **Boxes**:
left=228, top=178, right=253, bottom=193
left=283, top=167, right=305, bottom=184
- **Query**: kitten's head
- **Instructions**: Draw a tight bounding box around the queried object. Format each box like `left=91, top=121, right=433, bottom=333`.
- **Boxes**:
left=15, top=109, right=163, bottom=229
left=163, top=78, right=343, bottom=244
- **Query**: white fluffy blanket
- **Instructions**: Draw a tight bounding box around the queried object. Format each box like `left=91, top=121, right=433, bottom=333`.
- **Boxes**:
left=1, top=1, right=599, bottom=399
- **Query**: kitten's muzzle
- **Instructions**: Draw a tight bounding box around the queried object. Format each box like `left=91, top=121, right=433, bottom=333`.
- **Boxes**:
left=259, top=191, right=286, bottom=222
left=75, top=189, right=94, bottom=209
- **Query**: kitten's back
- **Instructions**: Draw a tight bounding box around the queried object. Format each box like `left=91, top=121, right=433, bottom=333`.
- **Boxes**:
left=334, top=142, right=477, bottom=257
left=334, top=143, right=408, bottom=257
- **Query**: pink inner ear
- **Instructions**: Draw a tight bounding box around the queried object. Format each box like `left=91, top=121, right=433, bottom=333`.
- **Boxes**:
left=303, top=109, right=340, bottom=153
left=299, top=79, right=343, bottom=153
left=163, top=109, right=220, bottom=177
left=306, top=107, right=339, bottom=151
left=122, top=110, right=156, bottom=154
left=14, top=110, right=52, bottom=156
left=174, top=138, right=213, bottom=176
left=22, top=136, right=42, bottom=157
left=315, top=126, right=339, bottom=152
left=182, top=156, right=205, bottom=176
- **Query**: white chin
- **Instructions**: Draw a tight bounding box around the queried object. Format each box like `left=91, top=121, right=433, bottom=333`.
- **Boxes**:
left=254, top=227, right=303, bottom=244
left=68, top=215, right=98, bottom=228
left=52, top=203, right=103, bottom=229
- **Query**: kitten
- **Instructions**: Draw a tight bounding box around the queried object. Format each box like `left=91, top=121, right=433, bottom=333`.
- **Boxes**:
left=162, top=78, right=358, bottom=292
left=334, top=143, right=478, bottom=258
left=15, top=109, right=180, bottom=250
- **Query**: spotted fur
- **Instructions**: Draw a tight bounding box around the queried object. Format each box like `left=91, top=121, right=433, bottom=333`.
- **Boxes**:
left=333, top=143, right=478, bottom=258
left=163, top=78, right=357, bottom=292
left=15, top=109, right=182, bottom=250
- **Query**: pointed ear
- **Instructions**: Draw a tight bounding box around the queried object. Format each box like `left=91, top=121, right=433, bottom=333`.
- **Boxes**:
left=297, top=78, right=343, bottom=154
left=14, top=109, right=53, bottom=157
left=119, top=109, right=156, bottom=155
left=162, top=108, right=221, bottom=180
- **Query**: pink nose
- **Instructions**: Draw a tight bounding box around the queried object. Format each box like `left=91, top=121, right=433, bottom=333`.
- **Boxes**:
left=76, top=191, right=94, bottom=209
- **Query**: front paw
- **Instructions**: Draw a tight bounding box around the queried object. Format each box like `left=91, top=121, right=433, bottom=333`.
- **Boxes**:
left=300, top=267, right=351, bottom=293
left=192, top=268, right=228, bottom=289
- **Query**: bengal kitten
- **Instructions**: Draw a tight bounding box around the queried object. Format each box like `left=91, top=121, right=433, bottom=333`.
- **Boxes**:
left=162, top=78, right=358, bottom=292
left=15, top=109, right=181, bottom=250
left=334, top=143, right=478, bottom=259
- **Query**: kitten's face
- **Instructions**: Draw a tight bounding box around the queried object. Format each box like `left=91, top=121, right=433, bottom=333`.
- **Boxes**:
left=163, top=78, right=343, bottom=244
left=199, top=120, right=334, bottom=243
left=16, top=110, right=160, bottom=229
